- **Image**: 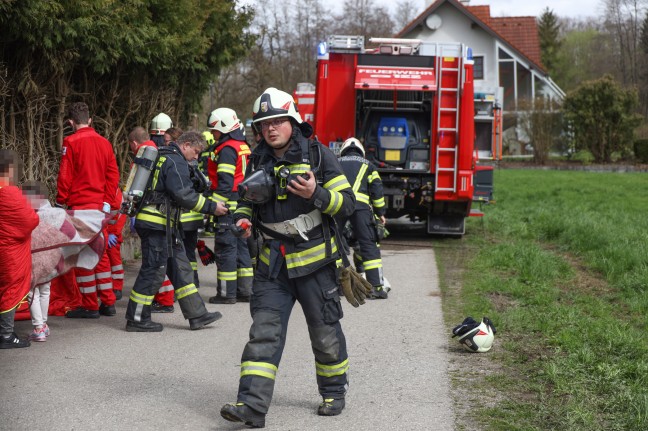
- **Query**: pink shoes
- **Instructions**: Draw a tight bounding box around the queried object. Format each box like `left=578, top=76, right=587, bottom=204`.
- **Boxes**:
left=29, top=325, right=48, bottom=342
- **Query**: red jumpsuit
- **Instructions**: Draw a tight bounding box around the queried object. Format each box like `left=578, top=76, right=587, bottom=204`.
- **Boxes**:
left=56, top=126, right=120, bottom=311
left=0, top=185, right=40, bottom=313
left=107, top=190, right=127, bottom=294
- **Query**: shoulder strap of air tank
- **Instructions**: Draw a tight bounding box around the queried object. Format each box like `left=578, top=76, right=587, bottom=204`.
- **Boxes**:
left=301, top=138, right=333, bottom=259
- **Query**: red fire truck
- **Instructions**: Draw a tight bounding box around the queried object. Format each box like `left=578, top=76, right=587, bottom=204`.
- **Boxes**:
left=309, top=35, right=492, bottom=235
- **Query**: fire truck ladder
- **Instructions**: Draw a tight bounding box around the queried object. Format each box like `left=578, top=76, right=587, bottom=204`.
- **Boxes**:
left=434, top=45, right=463, bottom=196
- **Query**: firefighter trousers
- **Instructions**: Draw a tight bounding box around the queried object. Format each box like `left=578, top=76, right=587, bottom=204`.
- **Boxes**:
left=214, top=214, right=253, bottom=298
left=126, top=228, right=207, bottom=323
left=184, top=229, right=200, bottom=288
left=348, top=208, right=383, bottom=288
left=152, top=229, right=199, bottom=306
left=236, top=262, right=348, bottom=414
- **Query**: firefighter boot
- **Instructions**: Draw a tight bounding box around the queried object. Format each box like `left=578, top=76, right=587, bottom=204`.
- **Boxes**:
left=188, top=311, right=223, bottom=330
left=125, top=320, right=163, bottom=332
left=209, top=295, right=236, bottom=304
left=220, top=403, right=266, bottom=428
left=317, top=398, right=345, bottom=416
left=369, top=285, right=388, bottom=300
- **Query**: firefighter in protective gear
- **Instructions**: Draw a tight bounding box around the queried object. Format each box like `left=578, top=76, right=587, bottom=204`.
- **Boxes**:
left=219, top=88, right=355, bottom=427
left=149, top=112, right=173, bottom=147
left=125, top=131, right=229, bottom=332
left=205, top=107, right=254, bottom=304
left=338, top=137, right=388, bottom=299
left=127, top=126, right=175, bottom=312
left=57, top=102, right=120, bottom=319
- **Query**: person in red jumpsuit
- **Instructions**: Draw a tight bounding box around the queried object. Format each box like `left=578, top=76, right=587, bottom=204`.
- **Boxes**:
left=56, top=102, right=120, bottom=318
left=107, top=189, right=127, bottom=300
left=0, top=149, right=40, bottom=348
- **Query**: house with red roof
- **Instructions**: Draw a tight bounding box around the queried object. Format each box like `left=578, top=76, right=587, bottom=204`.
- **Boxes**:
left=397, top=0, right=564, bottom=156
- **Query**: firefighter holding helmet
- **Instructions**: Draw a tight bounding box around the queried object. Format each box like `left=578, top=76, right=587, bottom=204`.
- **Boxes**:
left=205, top=107, right=254, bottom=304
left=149, top=112, right=173, bottom=147
left=219, top=88, right=356, bottom=427
left=338, top=137, right=388, bottom=299
left=124, top=131, right=229, bottom=332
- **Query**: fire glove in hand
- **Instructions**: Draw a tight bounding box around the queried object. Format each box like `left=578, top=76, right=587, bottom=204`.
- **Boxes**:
left=197, top=240, right=216, bottom=266
left=339, top=266, right=372, bottom=307
left=108, top=234, right=118, bottom=248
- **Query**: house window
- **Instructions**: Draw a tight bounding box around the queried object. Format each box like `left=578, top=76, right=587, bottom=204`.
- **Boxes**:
left=474, top=56, right=484, bottom=80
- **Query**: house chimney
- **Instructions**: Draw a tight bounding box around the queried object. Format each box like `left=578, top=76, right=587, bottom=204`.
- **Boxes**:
left=460, top=0, right=471, bottom=5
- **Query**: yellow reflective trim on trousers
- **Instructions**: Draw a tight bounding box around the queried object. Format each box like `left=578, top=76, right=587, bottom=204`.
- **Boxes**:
left=324, top=190, right=342, bottom=215
left=241, top=361, right=277, bottom=380
left=192, top=194, right=206, bottom=212
left=237, top=267, right=254, bottom=277
left=129, top=290, right=154, bottom=305
left=316, top=358, right=349, bottom=377
left=218, top=163, right=236, bottom=175
left=191, top=262, right=197, bottom=271
left=175, top=283, right=198, bottom=300
left=285, top=239, right=338, bottom=269
left=353, top=164, right=368, bottom=193
left=218, top=271, right=237, bottom=281
left=372, top=197, right=385, bottom=208
left=355, top=193, right=370, bottom=204
left=363, top=259, right=382, bottom=270
left=324, top=174, right=351, bottom=192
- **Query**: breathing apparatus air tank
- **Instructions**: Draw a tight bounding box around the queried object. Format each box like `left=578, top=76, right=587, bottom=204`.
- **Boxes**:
left=120, top=145, right=159, bottom=216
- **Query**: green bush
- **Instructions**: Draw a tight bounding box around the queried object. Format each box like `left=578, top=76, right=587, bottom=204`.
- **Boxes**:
left=571, top=150, right=595, bottom=164
left=634, top=139, right=648, bottom=163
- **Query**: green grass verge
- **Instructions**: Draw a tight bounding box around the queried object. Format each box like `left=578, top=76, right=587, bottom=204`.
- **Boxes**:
left=438, top=169, right=648, bottom=431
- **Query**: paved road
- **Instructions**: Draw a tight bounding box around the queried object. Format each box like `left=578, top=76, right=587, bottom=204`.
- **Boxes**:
left=1, top=243, right=454, bottom=430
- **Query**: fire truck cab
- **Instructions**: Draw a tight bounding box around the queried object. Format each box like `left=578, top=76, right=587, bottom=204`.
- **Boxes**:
left=311, top=35, right=492, bottom=235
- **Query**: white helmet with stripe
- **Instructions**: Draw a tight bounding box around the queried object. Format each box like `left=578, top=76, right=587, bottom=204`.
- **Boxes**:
left=208, top=107, right=242, bottom=134
left=340, top=137, right=365, bottom=157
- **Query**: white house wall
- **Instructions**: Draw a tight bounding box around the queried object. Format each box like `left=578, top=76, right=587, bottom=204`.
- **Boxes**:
left=404, top=3, right=564, bottom=108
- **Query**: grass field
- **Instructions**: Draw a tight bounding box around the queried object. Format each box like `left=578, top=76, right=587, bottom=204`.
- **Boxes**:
left=439, top=169, right=648, bottom=431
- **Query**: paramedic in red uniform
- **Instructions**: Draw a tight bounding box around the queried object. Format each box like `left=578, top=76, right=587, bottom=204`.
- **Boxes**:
left=56, top=102, right=120, bottom=318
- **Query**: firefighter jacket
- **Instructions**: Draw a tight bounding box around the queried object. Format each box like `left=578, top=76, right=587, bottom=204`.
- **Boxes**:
left=338, top=148, right=386, bottom=217
left=234, top=129, right=355, bottom=279
left=135, top=143, right=217, bottom=231
left=56, top=127, right=120, bottom=210
left=207, top=135, right=251, bottom=210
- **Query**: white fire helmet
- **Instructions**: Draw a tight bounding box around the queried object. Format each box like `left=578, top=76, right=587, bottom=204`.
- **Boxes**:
left=150, top=113, right=173, bottom=136
left=452, top=316, right=496, bottom=353
left=208, top=107, right=242, bottom=134
left=340, top=137, right=365, bottom=157
left=252, top=87, right=303, bottom=126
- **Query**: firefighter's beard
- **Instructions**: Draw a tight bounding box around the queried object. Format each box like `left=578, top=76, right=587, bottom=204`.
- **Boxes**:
left=266, top=134, right=291, bottom=155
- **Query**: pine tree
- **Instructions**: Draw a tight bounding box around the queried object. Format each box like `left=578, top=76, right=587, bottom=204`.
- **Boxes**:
left=538, top=7, right=562, bottom=75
